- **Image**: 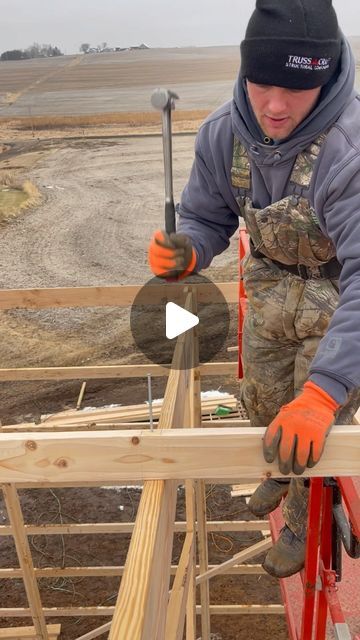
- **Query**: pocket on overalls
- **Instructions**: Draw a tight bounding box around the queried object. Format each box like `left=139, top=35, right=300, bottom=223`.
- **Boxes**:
left=294, top=278, right=339, bottom=339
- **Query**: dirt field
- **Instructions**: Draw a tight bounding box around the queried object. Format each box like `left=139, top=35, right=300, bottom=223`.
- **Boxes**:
left=0, top=47, right=240, bottom=117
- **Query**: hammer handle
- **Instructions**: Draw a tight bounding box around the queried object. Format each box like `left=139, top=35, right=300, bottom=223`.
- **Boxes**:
left=165, top=200, right=176, bottom=234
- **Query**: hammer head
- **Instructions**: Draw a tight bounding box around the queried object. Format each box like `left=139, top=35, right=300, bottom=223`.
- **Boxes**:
left=151, top=87, right=179, bottom=111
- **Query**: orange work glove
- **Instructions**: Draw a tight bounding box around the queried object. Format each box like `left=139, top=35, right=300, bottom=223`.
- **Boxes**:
left=148, top=229, right=196, bottom=280
left=263, top=381, right=340, bottom=476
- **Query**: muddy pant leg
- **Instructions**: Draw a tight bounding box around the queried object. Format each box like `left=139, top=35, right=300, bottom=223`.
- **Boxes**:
left=282, top=335, right=319, bottom=539
left=241, top=303, right=296, bottom=429
left=241, top=302, right=297, bottom=497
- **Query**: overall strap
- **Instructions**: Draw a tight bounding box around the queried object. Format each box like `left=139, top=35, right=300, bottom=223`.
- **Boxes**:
left=290, top=130, right=329, bottom=192
left=231, top=137, right=251, bottom=191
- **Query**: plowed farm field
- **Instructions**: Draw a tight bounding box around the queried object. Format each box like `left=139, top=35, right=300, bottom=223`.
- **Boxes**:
left=0, top=47, right=241, bottom=117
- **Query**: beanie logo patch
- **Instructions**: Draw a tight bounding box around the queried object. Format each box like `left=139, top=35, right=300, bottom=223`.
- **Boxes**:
left=286, top=55, right=331, bottom=72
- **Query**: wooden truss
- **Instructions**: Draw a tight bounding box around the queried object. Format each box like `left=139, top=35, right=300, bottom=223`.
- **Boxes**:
left=0, top=283, right=359, bottom=639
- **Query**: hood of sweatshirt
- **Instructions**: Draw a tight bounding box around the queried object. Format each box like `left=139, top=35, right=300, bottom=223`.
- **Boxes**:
left=231, top=35, right=356, bottom=165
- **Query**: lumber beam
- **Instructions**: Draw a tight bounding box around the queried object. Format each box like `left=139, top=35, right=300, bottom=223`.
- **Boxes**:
left=2, top=485, right=49, bottom=640
left=0, top=626, right=60, bottom=640
left=0, top=426, right=358, bottom=483
left=0, top=362, right=237, bottom=382
left=0, top=564, right=266, bottom=580
left=0, top=282, right=238, bottom=310
left=109, top=479, right=177, bottom=639
left=0, top=605, right=285, bottom=617
left=109, top=293, right=198, bottom=640
left=196, top=537, right=272, bottom=585
left=165, top=532, right=195, bottom=640
left=0, top=520, right=270, bottom=536
left=0, top=625, right=60, bottom=640
left=74, top=623, right=111, bottom=640
left=196, top=480, right=211, bottom=639
left=1, top=419, right=248, bottom=434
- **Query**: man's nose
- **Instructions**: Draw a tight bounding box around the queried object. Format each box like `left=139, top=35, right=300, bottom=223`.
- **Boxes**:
left=266, top=89, right=288, bottom=114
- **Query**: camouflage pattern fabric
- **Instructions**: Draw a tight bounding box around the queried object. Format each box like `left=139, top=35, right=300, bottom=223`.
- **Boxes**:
left=233, top=135, right=336, bottom=267
left=290, top=132, right=328, bottom=188
left=231, top=139, right=251, bottom=189
left=232, top=136, right=360, bottom=540
left=243, top=195, right=336, bottom=267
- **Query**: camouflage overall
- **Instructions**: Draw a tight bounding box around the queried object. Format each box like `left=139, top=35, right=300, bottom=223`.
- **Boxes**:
left=232, top=135, right=360, bottom=540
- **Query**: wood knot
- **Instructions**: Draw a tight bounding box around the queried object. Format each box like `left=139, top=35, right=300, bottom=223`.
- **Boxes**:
left=131, top=437, right=140, bottom=445
left=55, top=458, right=68, bottom=468
left=25, top=440, right=37, bottom=451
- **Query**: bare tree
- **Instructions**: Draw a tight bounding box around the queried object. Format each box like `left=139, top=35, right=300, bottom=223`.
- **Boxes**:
left=80, top=43, right=90, bottom=54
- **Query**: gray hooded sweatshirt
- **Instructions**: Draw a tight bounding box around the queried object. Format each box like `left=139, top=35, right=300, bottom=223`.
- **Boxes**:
left=177, top=37, right=360, bottom=405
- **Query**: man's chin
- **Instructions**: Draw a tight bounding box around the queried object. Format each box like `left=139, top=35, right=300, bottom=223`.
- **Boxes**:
left=262, top=121, right=294, bottom=141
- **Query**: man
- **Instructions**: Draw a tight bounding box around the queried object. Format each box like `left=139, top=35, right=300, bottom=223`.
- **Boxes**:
left=148, top=0, right=360, bottom=578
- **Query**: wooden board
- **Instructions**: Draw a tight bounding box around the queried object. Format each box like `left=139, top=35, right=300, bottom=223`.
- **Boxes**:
left=0, top=520, right=270, bottom=536
left=0, top=426, right=358, bottom=483
left=0, top=362, right=237, bottom=382
left=0, top=282, right=238, bottom=310
left=0, top=564, right=266, bottom=580
left=0, top=605, right=285, bottom=617
left=0, top=625, right=60, bottom=639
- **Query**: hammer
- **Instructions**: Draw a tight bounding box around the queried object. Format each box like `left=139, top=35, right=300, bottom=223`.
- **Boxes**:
left=151, top=88, right=179, bottom=234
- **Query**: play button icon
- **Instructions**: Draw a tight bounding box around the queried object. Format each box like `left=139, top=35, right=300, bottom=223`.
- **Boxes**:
left=130, top=274, right=231, bottom=370
left=166, top=302, right=199, bottom=339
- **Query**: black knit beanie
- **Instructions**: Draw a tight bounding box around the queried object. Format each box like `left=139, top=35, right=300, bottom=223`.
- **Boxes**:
left=240, top=0, right=341, bottom=89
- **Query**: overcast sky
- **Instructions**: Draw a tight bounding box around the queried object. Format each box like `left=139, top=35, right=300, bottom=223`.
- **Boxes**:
left=1, top=0, right=359, bottom=55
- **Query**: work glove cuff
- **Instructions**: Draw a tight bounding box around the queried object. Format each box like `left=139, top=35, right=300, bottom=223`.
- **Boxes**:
left=303, top=381, right=340, bottom=414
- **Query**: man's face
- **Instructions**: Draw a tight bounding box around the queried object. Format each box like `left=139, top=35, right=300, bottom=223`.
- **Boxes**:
left=246, top=80, right=322, bottom=140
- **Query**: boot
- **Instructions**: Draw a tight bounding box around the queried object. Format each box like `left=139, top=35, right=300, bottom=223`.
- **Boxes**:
left=248, top=479, right=289, bottom=517
left=262, top=525, right=306, bottom=578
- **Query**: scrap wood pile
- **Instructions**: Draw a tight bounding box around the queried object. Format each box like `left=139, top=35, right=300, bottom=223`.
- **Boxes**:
left=41, top=392, right=240, bottom=428
left=1, top=392, right=242, bottom=432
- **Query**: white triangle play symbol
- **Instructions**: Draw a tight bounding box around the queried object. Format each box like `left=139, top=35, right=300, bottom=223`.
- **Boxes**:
left=166, top=302, right=199, bottom=340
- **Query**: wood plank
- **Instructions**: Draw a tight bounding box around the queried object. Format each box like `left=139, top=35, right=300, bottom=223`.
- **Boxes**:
left=0, top=625, right=60, bottom=639
left=0, top=282, right=238, bottom=310
left=37, top=395, right=236, bottom=427
left=0, top=520, right=270, bottom=536
left=0, top=362, right=237, bottom=382
left=196, top=480, right=211, bottom=639
left=10, top=478, right=267, bottom=489
left=74, top=623, right=111, bottom=640
left=196, top=537, right=272, bottom=585
left=0, top=426, right=357, bottom=483
left=0, top=604, right=285, bottom=617
left=2, top=485, right=49, bottom=640
left=1, top=418, right=244, bottom=433
left=185, top=481, right=196, bottom=640
left=109, top=479, right=177, bottom=639
left=184, top=311, right=202, bottom=640
left=231, top=483, right=259, bottom=497
left=165, top=532, right=195, bottom=640
left=0, top=362, right=238, bottom=382
left=0, top=564, right=266, bottom=580
left=109, top=295, right=198, bottom=640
